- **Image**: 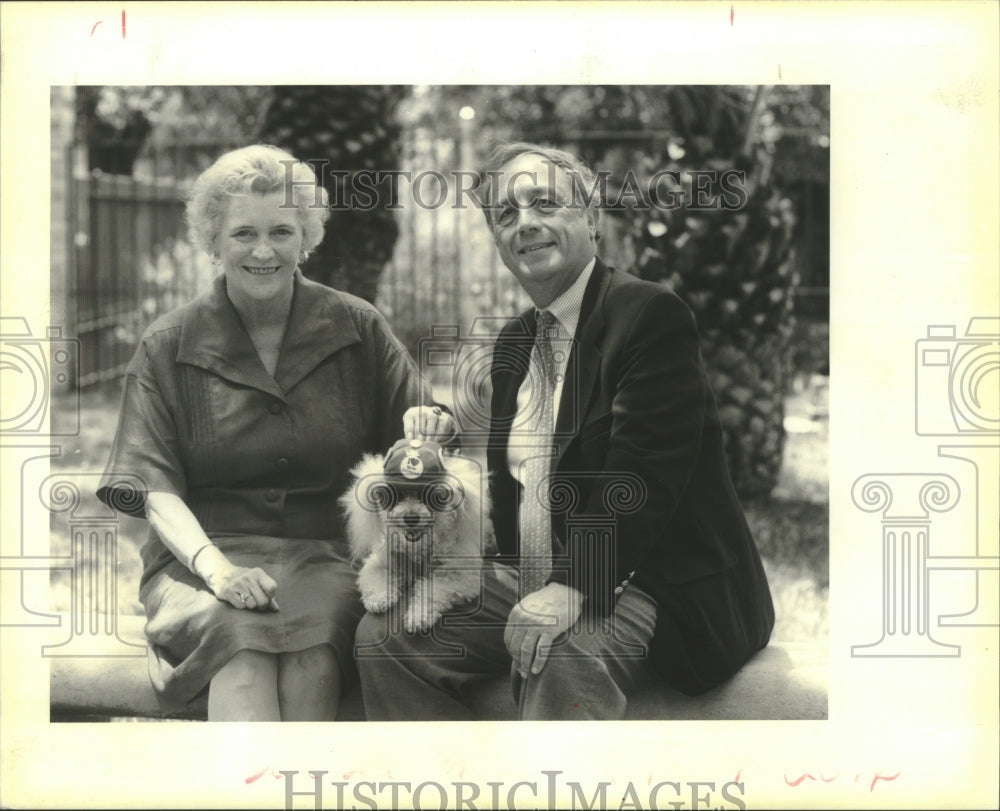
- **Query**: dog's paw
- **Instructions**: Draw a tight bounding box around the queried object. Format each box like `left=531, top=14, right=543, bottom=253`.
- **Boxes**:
left=361, top=588, right=399, bottom=614
left=403, top=604, right=441, bottom=634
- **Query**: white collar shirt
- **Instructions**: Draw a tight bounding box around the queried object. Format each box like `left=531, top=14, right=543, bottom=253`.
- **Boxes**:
left=508, top=257, right=596, bottom=484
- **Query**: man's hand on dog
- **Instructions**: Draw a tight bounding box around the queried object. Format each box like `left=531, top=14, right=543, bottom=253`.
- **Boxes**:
left=504, top=583, right=585, bottom=677
left=403, top=405, right=457, bottom=444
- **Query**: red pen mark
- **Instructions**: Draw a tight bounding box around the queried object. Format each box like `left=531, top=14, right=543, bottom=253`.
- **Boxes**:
left=245, top=768, right=267, bottom=785
left=784, top=773, right=816, bottom=787
left=870, top=771, right=901, bottom=792
left=121, top=9, right=126, bottom=39
left=733, top=770, right=742, bottom=784
left=90, top=20, right=103, bottom=37
left=573, top=702, right=580, bottom=708
left=820, top=772, right=839, bottom=783
left=730, top=5, right=734, bottom=26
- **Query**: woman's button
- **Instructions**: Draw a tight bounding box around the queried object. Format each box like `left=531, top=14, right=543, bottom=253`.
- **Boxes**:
left=268, top=402, right=283, bottom=415
left=275, top=457, right=289, bottom=470
left=265, top=489, right=280, bottom=502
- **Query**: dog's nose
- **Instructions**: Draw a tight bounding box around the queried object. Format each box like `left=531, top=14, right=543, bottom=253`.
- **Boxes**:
left=402, top=513, right=422, bottom=528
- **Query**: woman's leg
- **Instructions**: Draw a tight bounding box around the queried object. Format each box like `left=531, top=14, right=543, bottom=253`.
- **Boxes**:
left=208, top=649, right=280, bottom=721
left=277, top=644, right=342, bottom=721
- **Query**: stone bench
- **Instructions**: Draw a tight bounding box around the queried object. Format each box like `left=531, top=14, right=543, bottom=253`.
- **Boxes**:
left=49, top=615, right=827, bottom=721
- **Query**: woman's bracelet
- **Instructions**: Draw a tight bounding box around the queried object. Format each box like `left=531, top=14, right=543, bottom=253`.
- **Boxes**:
left=189, top=543, right=216, bottom=575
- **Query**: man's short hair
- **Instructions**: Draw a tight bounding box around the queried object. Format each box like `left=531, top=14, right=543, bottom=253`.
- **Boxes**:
left=475, top=141, right=602, bottom=238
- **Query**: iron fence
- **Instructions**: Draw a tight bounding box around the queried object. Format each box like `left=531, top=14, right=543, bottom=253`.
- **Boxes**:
left=61, top=132, right=828, bottom=388
left=65, top=141, right=239, bottom=387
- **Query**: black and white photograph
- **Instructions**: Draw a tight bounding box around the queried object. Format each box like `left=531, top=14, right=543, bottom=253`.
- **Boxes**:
left=1, top=2, right=997, bottom=809
left=45, top=82, right=829, bottom=727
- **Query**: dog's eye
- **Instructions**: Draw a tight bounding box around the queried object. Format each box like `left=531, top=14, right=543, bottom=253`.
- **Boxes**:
left=367, top=482, right=398, bottom=512
left=422, top=480, right=463, bottom=512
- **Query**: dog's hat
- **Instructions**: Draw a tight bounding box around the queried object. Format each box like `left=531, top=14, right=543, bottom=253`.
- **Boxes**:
left=383, top=438, right=447, bottom=488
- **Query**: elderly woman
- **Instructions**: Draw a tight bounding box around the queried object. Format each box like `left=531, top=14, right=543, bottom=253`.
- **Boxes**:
left=97, top=144, right=453, bottom=721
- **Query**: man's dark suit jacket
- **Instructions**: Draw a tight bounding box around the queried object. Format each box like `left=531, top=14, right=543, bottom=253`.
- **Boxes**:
left=487, top=259, right=775, bottom=695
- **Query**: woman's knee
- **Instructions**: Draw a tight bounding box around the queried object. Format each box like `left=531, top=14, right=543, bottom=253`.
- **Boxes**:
left=277, top=645, right=342, bottom=721
left=214, top=649, right=278, bottom=690
left=280, top=645, right=340, bottom=682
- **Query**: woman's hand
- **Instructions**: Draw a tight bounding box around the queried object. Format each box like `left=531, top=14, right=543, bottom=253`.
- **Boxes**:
left=145, top=492, right=279, bottom=611
left=209, top=564, right=280, bottom=611
left=403, top=405, right=458, bottom=444
left=196, top=546, right=280, bottom=611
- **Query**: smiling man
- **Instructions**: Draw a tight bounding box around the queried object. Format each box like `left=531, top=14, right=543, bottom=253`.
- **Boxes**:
left=355, top=142, right=775, bottom=720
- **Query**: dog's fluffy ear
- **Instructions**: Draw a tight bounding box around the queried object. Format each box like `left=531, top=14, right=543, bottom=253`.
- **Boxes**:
left=445, top=455, right=491, bottom=556
left=339, top=453, right=388, bottom=562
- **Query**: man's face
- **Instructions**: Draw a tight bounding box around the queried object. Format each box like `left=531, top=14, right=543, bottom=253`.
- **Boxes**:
left=488, top=153, right=597, bottom=303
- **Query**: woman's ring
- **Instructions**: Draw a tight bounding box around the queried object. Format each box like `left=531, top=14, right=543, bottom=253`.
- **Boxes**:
left=432, top=406, right=442, bottom=416
left=237, top=592, right=248, bottom=603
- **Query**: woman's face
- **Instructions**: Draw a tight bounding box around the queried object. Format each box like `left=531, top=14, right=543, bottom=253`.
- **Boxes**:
left=215, top=191, right=304, bottom=303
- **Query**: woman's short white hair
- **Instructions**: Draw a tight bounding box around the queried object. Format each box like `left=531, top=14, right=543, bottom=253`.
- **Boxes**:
left=186, top=144, right=330, bottom=256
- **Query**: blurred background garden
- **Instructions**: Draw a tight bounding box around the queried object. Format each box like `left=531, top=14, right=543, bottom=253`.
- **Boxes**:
left=47, top=84, right=829, bottom=644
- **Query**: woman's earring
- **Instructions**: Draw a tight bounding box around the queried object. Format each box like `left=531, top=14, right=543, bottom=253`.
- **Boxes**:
left=211, top=253, right=222, bottom=266
left=299, top=250, right=310, bottom=264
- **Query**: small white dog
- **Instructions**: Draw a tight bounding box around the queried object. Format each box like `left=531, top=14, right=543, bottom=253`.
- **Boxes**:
left=340, top=438, right=488, bottom=633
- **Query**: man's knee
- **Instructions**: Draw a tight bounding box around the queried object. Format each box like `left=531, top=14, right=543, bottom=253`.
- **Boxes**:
left=355, top=610, right=416, bottom=661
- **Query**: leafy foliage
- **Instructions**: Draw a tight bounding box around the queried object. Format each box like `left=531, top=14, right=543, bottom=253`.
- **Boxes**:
left=76, top=85, right=271, bottom=176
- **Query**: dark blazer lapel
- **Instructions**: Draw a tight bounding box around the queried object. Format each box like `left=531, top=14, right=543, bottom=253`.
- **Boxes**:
left=176, top=274, right=286, bottom=400
left=488, top=313, right=534, bottom=449
left=554, top=259, right=610, bottom=461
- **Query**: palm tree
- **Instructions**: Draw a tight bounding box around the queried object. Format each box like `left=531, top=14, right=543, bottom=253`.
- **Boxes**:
left=258, top=85, right=408, bottom=302
left=628, top=85, right=801, bottom=498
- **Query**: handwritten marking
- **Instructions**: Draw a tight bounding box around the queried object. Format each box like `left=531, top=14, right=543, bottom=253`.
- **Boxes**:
left=730, top=5, right=734, bottom=26
left=870, top=771, right=901, bottom=792
left=245, top=768, right=267, bottom=785
left=89, top=20, right=102, bottom=36
left=784, top=770, right=902, bottom=792
left=784, top=773, right=816, bottom=787
left=121, top=9, right=126, bottom=39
